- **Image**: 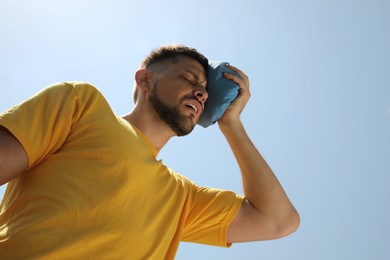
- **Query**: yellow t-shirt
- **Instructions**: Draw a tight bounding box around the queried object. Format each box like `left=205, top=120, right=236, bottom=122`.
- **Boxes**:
left=0, top=82, right=244, bottom=259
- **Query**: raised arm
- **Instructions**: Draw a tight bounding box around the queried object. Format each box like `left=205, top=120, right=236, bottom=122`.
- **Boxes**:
left=219, top=64, right=300, bottom=243
left=0, top=126, right=28, bottom=185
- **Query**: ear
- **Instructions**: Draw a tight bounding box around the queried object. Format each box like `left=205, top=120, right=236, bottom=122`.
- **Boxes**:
left=135, top=69, right=153, bottom=91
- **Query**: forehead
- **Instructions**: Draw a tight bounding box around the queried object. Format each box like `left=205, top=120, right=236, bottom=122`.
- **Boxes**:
left=174, top=56, right=206, bottom=82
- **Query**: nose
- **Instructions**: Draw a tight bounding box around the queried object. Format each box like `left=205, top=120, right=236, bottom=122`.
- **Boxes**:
left=193, top=87, right=208, bottom=103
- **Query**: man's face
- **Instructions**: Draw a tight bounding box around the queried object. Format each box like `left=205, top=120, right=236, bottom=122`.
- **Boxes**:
left=148, top=56, right=207, bottom=136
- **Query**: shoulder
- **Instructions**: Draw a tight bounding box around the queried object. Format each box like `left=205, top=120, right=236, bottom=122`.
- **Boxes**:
left=37, top=82, right=111, bottom=118
left=61, top=81, right=102, bottom=97
left=33, top=81, right=101, bottom=101
left=53, top=81, right=107, bottom=105
left=43, top=81, right=101, bottom=95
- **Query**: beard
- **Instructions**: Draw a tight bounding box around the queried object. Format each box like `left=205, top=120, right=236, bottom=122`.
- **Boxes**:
left=148, top=83, right=195, bottom=136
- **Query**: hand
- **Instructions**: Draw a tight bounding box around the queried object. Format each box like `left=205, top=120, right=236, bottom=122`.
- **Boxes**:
left=218, top=64, right=250, bottom=127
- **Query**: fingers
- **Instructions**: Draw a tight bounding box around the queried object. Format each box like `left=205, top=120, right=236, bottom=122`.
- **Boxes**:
left=223, top=64, right=249, bottom=90
left=226, top=64, right=245, bottom=77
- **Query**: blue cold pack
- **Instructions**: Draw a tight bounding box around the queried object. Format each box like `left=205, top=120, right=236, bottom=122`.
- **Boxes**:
left=197, top=61, right=240, bottom=128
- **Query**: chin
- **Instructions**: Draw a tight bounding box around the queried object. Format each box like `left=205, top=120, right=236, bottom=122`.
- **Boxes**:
left=173, top=120, right=195, bottom=137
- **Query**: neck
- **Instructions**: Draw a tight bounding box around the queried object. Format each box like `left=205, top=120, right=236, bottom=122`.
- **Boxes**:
left=122, top=105, right=175, bottom=153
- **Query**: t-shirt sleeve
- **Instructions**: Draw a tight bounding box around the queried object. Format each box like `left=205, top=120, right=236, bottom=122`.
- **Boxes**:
left=181, top=184, right=244, bottom=247
left=0, top=82, right=94, bottom=169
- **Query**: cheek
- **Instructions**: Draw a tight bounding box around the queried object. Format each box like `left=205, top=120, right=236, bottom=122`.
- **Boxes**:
left=153, top=83, right=179, bottom=106
left=158, top=81, right=184, bottom=102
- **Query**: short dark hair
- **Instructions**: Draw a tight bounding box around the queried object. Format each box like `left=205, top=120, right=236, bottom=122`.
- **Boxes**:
left=133, top=44, right=209, bottom=102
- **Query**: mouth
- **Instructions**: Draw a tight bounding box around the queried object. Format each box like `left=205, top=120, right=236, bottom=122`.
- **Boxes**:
left=186, top=103, right=198, bottom=113
left=184, top=99, right=202, bottom=116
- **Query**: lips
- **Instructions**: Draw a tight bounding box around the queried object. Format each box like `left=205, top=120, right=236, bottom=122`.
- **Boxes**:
left=184, top=99, right=202, bottom=116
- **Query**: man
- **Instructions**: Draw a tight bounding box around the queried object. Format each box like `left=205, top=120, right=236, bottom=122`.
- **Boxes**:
left=0, top=45, right=299, bottom=259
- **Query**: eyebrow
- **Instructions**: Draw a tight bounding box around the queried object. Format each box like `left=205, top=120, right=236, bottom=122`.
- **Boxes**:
left=184, top=69, right=207, bottom=88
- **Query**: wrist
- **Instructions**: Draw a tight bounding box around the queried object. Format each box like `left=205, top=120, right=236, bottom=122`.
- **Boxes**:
left=218, top=117, right=243, bottom=134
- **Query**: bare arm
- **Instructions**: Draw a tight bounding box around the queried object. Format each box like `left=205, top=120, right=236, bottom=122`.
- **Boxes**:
left=0, top=126, right=28, bottom=185
left=219, top=65, right=299, bottom=243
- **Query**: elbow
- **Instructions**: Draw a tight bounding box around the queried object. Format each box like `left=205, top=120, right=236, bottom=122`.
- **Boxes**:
left=272, top=209, right=300, bottom=239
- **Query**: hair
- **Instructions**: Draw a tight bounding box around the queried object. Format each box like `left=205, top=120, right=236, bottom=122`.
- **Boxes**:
left=133, top=44, right=209, bottom=103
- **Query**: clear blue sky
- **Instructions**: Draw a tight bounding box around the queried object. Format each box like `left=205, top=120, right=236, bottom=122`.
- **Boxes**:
left=1, top=0, right=389, bottom=259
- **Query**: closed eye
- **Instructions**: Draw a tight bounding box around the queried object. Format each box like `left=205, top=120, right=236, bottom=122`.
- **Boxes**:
left=182, top=69, right=207, bottom=89
left=182, top=77, right=196, bottom=86
left=182, top=72, right=206, bottom=89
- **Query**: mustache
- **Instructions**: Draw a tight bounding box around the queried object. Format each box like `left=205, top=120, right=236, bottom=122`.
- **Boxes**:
left=181, top=95, right=203, bottom=108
